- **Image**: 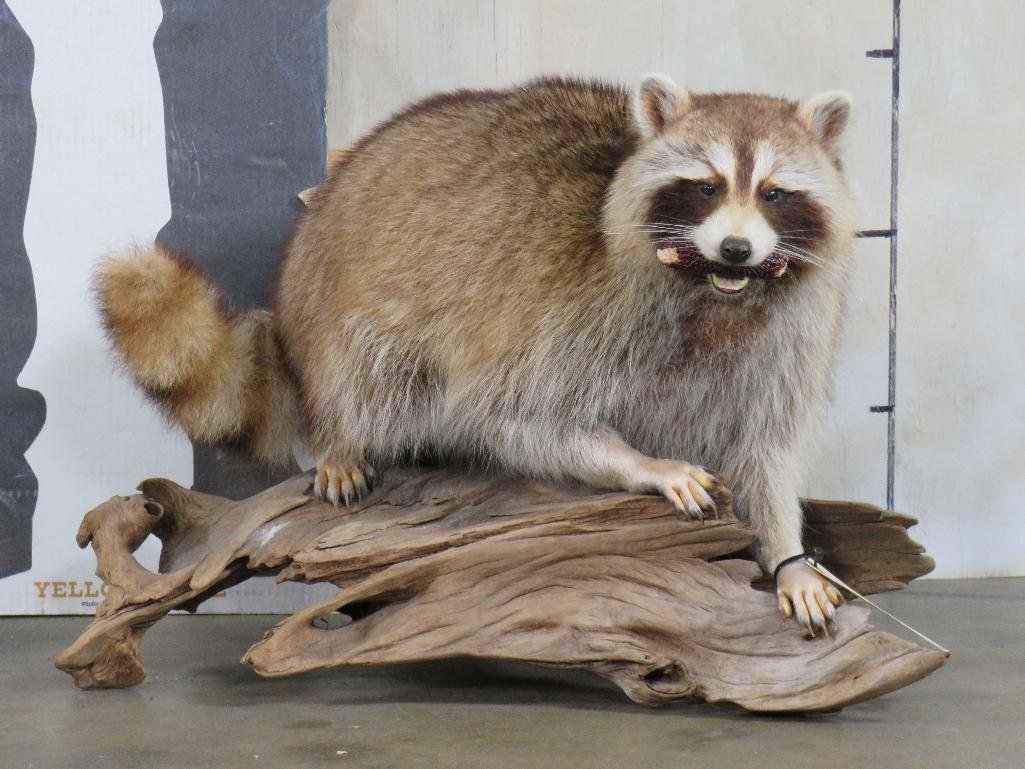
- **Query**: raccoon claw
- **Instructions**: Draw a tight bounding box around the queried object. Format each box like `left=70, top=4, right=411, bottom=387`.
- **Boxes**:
left=634, top=459, right=723, bottom=520
left=776, top=561, right=843, bottom=638
left=313, top=458, right=375, bottom=508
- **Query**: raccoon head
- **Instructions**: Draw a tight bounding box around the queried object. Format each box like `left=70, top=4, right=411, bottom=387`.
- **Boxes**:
left=606, top=74, right=854, bottom=297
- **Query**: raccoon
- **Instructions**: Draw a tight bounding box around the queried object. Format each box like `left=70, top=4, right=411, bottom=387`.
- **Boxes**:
left=96, top=75, right=855, bottom=635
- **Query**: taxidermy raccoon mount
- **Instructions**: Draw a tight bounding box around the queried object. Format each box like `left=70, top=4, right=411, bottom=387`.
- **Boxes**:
left=96, top=75, right=855, bottom=635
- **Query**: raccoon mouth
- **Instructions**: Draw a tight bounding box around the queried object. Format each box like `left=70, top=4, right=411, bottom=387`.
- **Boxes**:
left=708, top=274, right=750, bottom=294
left=655, top=244, right=788, bottom=296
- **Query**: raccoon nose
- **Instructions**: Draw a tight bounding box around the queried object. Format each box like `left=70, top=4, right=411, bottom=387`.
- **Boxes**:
left=720, top=237, right=752, bottom=264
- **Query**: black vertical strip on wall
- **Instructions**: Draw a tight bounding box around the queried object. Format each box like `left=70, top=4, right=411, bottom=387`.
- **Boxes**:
left=861, top=1, right=901, bottom=510
left=885, top=0, right=901, bottom=511
left=0, top=1, right=44, bottom=579
left=153, top=0, right=329, bottom=499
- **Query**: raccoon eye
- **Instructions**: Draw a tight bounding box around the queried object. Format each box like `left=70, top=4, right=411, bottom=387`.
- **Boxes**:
left=697, top=182, right=718, bottom=197
left=762, top=188, right=785, bottom=204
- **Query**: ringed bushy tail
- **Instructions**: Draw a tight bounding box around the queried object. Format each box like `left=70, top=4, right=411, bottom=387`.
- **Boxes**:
left=93, top=244, right=303, bottom=467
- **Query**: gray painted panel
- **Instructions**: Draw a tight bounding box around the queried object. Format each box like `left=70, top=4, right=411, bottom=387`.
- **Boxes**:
left=153, top=0, right=328, bottom=497
left=0, top=1, right=43, bottom=578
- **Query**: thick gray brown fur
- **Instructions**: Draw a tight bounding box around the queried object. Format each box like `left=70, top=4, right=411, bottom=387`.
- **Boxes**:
left=95, top=76, right=855, bottom=612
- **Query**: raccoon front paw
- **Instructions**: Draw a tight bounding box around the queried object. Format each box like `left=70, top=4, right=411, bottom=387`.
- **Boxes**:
left=776, top=560, right=844, bottom=638
left=313, top=457, right=376, bottom=507
left=632, top=458, right=724, bottom=519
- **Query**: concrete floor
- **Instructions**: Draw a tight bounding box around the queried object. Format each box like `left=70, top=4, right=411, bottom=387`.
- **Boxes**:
left=1, top=578, right=1022, bottom=769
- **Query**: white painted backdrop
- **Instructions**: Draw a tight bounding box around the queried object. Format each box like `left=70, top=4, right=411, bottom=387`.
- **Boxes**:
left=0, top=0, right=194, bottom=614
left=2, top=2, right=1021, bottom=615
left=327, top=0, right=1025, bottom=579
left=0, top=0, right=336, bottom=614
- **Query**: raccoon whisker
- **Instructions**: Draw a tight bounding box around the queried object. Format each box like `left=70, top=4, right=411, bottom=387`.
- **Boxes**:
left=632, top=220, right=699, bottom=231
left=650, top=228, right=698, bottom=234
left=614, top=220, right=697, bottom=229
left=774, top=243, right=811, bottom=256
left=777, top=242, right=827, bottom=264
left=603, top=229, right=694, bottom=239
left=628, top=231, right=695, bottom=238
left=650, top=235, right=700, bottom=244
left=652, top=237, right=698, bottom=246
left=606, top=223, right=697, bottom=236
left=655, top=215, right=701, bottom=227
left=632, top=225, right=699, bottom=235
left=773, top=245, right=839, bottom=274
left=775, top=246, right=825, bottom=267
left=773, top=242, right=816, bottom=259
left=774, top=241, right=815, bottom=257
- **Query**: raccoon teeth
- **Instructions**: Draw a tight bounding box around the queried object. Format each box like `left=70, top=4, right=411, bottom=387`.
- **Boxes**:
left=656, top=247, right=679, bottom=265
left=710, top=274, right=750, bottom=294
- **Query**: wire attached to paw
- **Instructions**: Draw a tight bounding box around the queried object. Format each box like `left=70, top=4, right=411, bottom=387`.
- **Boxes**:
left=775, top=548, right=950, bottom=653
left=774, top=548, right=842, bottom=637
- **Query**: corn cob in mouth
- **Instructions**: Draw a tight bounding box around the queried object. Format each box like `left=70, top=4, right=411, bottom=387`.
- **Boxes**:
left=656, top=243, right=789, bottom=295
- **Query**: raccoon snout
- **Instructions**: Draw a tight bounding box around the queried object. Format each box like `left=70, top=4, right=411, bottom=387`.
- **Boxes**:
left=720, top=237, right=752, bottom=265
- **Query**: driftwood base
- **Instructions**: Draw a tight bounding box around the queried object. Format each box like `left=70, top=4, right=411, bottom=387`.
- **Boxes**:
left=56, top=467, right=945, bottom=712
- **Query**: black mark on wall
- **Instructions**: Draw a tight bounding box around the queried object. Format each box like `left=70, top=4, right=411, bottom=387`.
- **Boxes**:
left=0, top=2, right=44, bottom=578
left=153, top=0, right=329, bottom=498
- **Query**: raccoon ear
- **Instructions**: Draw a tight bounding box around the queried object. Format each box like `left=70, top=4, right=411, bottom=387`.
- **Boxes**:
left=634, top=74, right=691, bottom=139
left=798, top=91, right=853, bottom=159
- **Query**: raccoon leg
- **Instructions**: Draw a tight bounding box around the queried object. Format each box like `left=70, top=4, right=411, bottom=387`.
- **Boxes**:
left=313, top=449, right=375, bottom=507
left=624, top=455, right=724, bottom=519
left=733, top=460, right=842, bottom=637
left=579, top=430, right=726, bottom=519
left=497, top=424, right=724, bottom=519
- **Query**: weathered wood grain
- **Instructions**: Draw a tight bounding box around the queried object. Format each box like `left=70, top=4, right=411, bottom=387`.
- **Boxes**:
left=56, top=467, right=945, bottom=712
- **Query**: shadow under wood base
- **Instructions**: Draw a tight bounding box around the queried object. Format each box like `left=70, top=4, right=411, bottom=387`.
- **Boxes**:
left=55, top=467, right=945, bottom=712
